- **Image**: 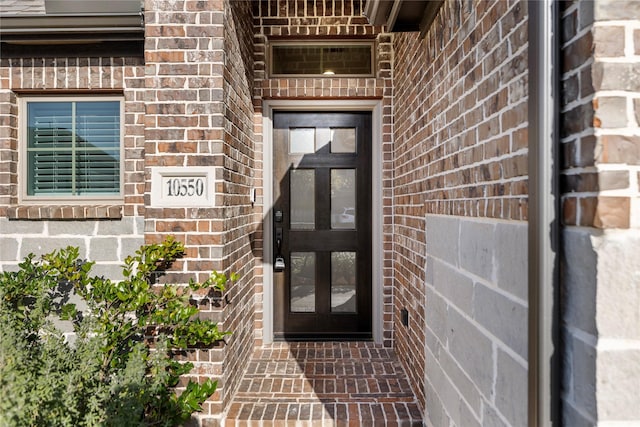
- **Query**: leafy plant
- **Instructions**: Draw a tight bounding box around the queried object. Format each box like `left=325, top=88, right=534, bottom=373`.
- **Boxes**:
left=0, top=236, right=235, bottom=426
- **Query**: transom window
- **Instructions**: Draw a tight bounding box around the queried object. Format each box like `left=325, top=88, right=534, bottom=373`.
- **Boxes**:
left=21, top=97, right=123, bottom=201
left=270, top=41, right=374, bottom=77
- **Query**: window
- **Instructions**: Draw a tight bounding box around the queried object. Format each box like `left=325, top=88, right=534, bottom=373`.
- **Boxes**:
left=270, top=41, right=374, bottom=77
left=21, top=97, right=123, bottom=202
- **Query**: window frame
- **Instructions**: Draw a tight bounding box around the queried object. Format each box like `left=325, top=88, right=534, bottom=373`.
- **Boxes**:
left=268, top=40, right=376, bottom=78
left=19, top=95, right=125, bottom=205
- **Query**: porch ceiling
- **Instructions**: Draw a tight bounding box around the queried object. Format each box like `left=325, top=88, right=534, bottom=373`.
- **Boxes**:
left=363, top=0, right=444, bottom=36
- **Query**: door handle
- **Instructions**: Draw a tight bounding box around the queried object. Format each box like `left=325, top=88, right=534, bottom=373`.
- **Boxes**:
left=274, top=226, right=285, bottom=271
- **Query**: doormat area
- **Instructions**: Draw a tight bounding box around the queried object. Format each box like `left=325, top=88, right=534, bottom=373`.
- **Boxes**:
left=224, top=342, right=423, bottom=426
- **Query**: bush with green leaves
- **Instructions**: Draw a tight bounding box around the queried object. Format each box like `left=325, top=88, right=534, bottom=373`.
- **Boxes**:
left=0, top=236, right=236, bottom=426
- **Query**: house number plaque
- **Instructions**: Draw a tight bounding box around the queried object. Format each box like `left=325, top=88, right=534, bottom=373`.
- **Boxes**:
left=151, top=167, right=215, bottom=207
left=165, top=177, right=205, bottom=197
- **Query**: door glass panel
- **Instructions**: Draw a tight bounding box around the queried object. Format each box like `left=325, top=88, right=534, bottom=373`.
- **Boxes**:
left=331, top=169, right=356, bottom=229
left=330, top=128, right=356, bottom=153
left=331, top=252, right=356, bottom=313
left=289, top=128, right=315, bottom=153
left=291, top=169, right=315, bottom=229
left=316, top=128, right=331, bottom=151
left=291, top=252, right=316, bottom=312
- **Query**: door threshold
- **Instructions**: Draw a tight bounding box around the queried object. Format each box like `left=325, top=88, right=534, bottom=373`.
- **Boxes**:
left=274, top=333, right=373, bottom=342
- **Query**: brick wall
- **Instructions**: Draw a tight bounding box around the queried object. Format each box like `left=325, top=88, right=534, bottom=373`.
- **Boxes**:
left=392, top=0, right=528, bottom=424
left=218, top=0, right=257, bottom=420
left=560, top=1, right=640, bottom=424
left=0, top=54, right=146, bottom=274
left=143, top=1, right=227, bottom=417
left=561, top=0, right=639, bottom=230
left=253, top=0, right=390, bottom=101
left=252, top=0, right=396, bottom=347
left=0, top=56, right=145, bottom=219
left=143, top=0, right=257, bottom=423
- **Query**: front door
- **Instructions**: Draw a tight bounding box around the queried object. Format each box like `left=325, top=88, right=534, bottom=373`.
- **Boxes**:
left=272, top=111, right=372, bottom=340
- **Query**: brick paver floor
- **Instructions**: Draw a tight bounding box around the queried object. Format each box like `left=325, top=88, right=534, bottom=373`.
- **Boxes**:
left=224, top=341, right=423, bottom=426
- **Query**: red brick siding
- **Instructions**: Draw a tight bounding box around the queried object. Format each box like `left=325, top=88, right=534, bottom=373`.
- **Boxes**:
left=561, top=0, right=640, bottom=229
left=392, top=0, right=528, bottom=411
left=253, top=0, right=376, bottom=37
left=0, top=57, right=145, bottom=218
left=560, top=1, right=640, bottom=424
left=143, top=0, right=258, bottom=419
left=218, top=0, right=257, bottom=414
left=252, top=0, right=396, bottom=348
left=0, top=65, right=16, bottom=216
left=143, top=0, right=225, bottom=272
left=143, top=0, right=227, bottom=416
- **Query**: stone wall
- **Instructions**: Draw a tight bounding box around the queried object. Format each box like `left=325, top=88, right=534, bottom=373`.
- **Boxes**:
left=425, top=215, right=527, bottom=427
left=0, top=216, right=144, bottom=277
left=560, top=1, right=640, bottom=424
left=392, top=0, right=529, bottom=423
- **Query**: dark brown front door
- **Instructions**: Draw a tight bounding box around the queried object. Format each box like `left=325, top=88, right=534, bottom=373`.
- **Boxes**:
left=273, top=111, right=372, bottom=340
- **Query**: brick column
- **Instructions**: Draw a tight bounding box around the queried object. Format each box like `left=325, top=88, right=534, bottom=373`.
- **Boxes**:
left=144, top=1, right=257, bottom=424
left=144, top=0, right=229, bottom=421
left=0, top=63, right=16, bottom=216
left=144, top=0, right=225, bottom=270
left=560, top=0, right=640, bottom=424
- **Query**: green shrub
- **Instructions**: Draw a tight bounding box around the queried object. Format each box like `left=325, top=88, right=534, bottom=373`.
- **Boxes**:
left=0, top=236, right=235, bottom=426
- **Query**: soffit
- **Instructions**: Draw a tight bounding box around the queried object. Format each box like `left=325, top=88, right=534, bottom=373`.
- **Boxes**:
left=363, top=0, right=444, bottom=36
left=0, top=0, right=144, bottom=43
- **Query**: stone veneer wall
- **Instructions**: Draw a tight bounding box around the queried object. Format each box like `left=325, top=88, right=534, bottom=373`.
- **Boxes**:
left=393, top=0, right=529, bottom=424
left=0, top=53, right=146, bottom=275
left=560, top=0, right=640, bottom=424
left=251, top=0, right=394, bottom=346
left=424, top=216, right=527, bottom=426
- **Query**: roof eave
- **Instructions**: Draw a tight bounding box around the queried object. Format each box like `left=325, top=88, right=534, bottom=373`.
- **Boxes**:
left=0, top=13, right=144, bottom=43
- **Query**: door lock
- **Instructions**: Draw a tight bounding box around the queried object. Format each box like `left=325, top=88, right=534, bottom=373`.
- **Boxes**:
left=274, top=226, right=285, bottom=271
left=274, top=256, right=285, bottom=271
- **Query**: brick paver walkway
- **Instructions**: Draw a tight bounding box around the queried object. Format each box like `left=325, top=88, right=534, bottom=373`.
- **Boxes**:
left=224, top=342, right=423, bottom=426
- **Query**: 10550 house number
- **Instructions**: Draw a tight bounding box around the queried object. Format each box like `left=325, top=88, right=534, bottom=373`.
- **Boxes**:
left=151, top=167, right=215, bottom=208
left=166, top=177, right=205, bottom=197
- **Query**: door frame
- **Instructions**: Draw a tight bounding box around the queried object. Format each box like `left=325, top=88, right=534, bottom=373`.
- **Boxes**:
left=262, top=100, right=384, bottom=344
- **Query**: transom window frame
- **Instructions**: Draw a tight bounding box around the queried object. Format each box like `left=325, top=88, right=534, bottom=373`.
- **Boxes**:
left=268, top=40, right=376, bottom=78
left=18, top=95, right=125, bottom=205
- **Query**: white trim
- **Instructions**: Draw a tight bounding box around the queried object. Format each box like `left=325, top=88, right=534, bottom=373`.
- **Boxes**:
left=262, top=99, right=384, bottom=344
